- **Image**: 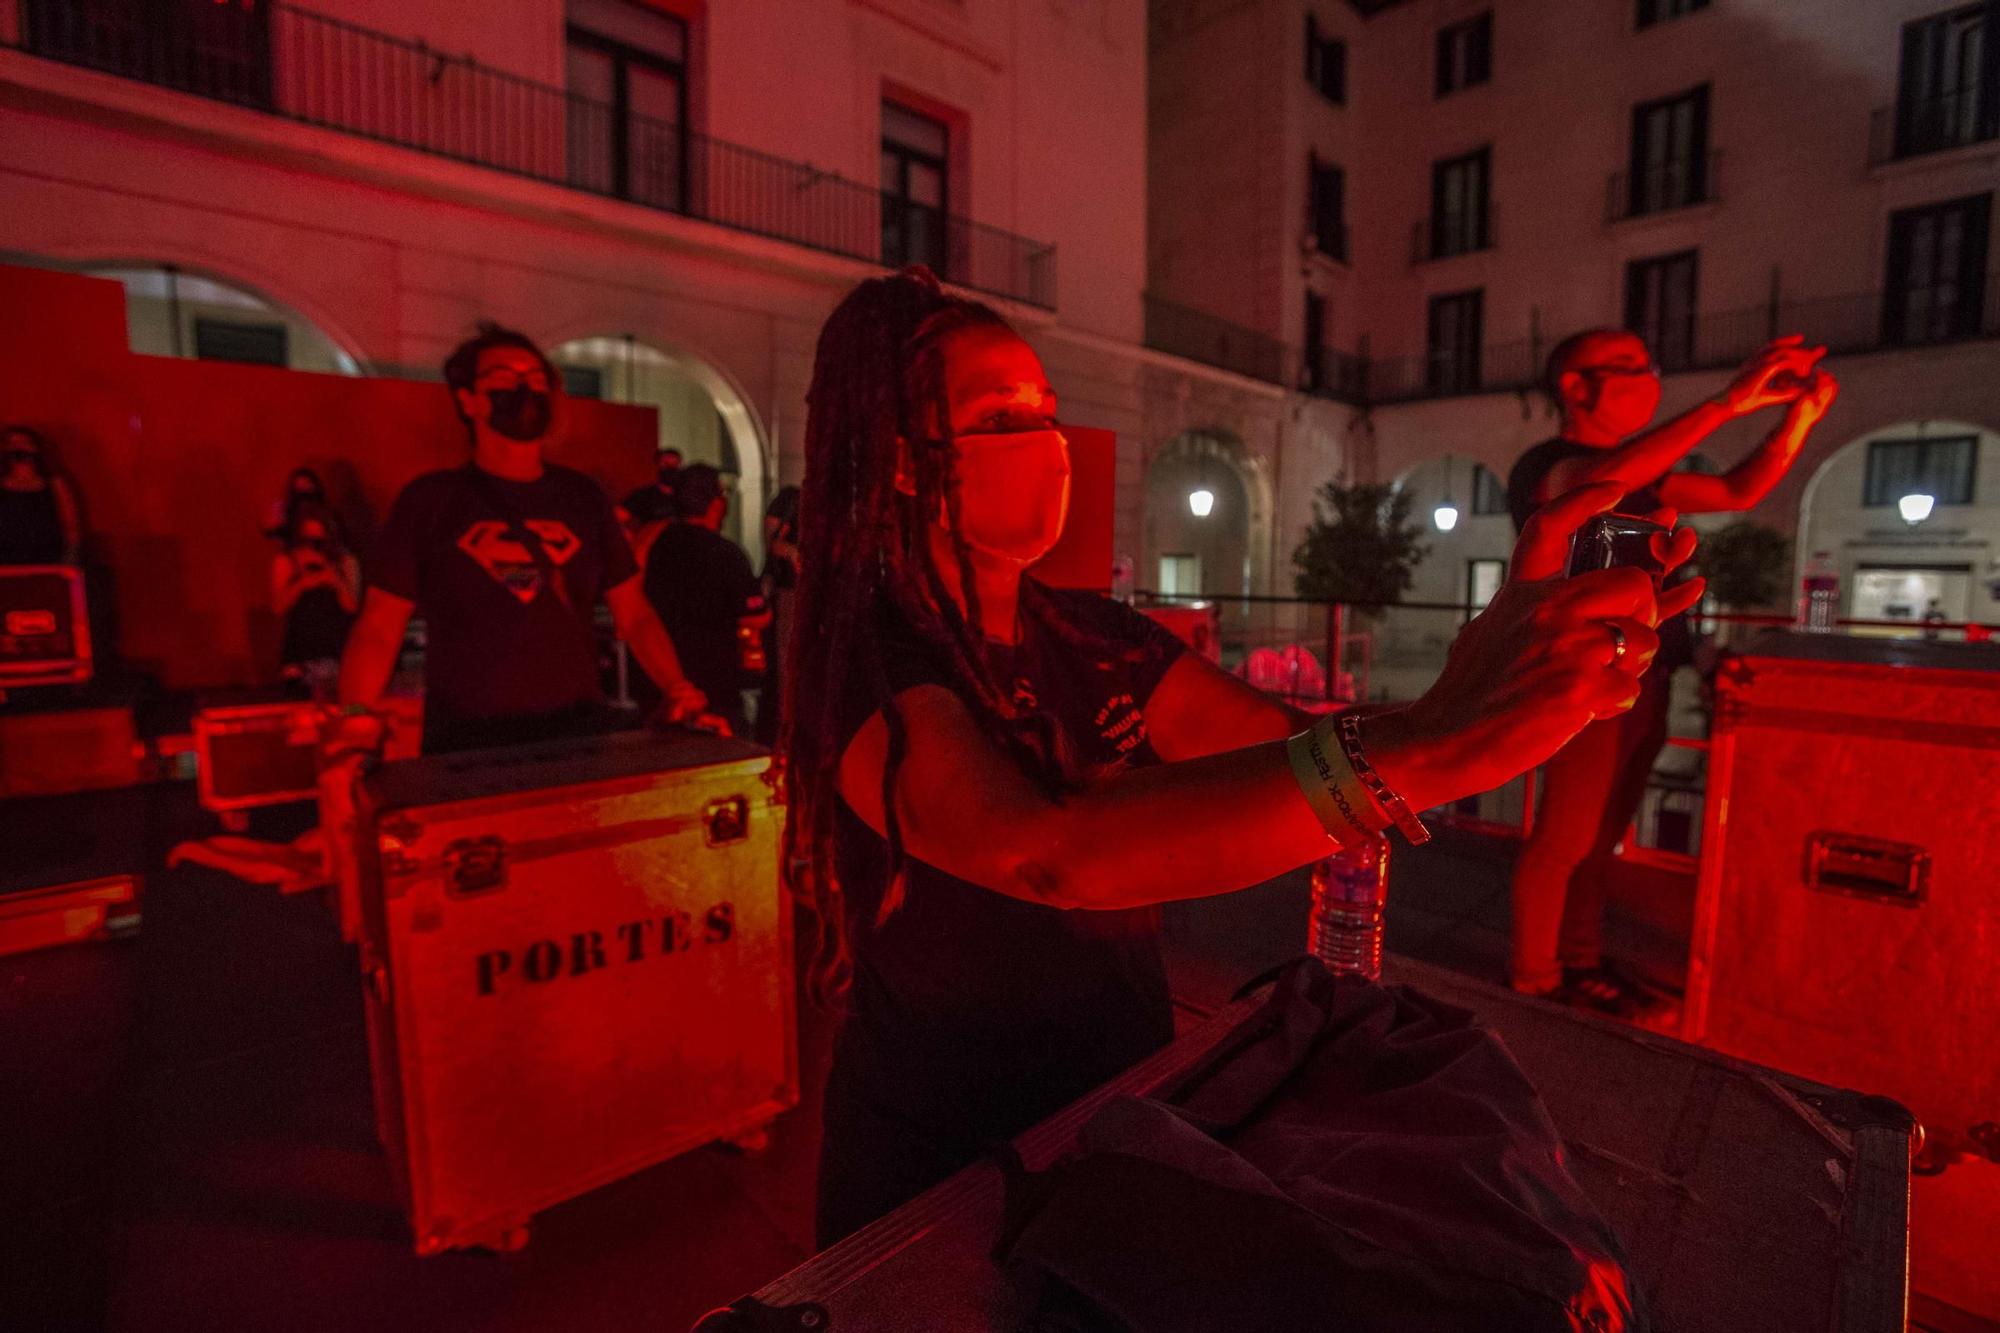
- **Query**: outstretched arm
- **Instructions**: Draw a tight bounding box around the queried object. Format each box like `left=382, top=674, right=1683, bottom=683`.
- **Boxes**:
left=1658, top=368, right=1838, bottom=514
left=1537, top=338, right=1824, bottom=503
left=836, top=486, right=1703, bottom=913
left=604, top=575, right=706, bottom=722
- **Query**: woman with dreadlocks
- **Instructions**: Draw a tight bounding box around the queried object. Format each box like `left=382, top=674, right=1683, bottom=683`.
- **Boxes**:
left=784, top=270, right=1705, bottom=1246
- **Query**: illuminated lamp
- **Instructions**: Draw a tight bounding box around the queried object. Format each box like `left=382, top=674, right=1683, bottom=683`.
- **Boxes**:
left=1898, top=493, right=1935, bottom=525
left=1189, top=488, right=1215, bottom=518
left=1433, top=503, right=1460, bottom=532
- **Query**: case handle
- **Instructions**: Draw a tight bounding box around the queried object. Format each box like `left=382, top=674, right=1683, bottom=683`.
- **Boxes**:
left=1804, top=832, right=1928, bottom=906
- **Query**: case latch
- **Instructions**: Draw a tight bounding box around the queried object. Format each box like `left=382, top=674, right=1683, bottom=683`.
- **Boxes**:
left=704, top=796, right=751, bottom=847
left=443, top=835, right=508, bottom=896
left=1804, top=832, right=1928, bottom=906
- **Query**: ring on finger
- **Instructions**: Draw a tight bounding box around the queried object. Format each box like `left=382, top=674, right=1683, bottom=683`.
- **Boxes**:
left=1607, top=623, right=1628, bottom=666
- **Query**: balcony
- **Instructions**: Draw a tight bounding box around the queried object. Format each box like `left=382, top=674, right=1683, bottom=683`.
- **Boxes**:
left=1607, top=151, right=1721, bottom=223
left=1143, top=295, right=1288, bottom=385
left=1869, top=90, right=2000, bottom=165
left=8, top=0, right=1057, bottom=308
left=1411, top=206, right=1496, bottom=265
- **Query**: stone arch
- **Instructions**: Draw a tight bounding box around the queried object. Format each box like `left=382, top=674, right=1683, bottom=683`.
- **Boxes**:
left=70, top=258, right=366, bottom=374
left=547, top=333, right=770, bottom=560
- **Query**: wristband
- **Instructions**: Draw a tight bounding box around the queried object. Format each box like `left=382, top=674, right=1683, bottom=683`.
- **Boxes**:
left=339, top=703, right=374, bottom=718
left=1336, top=712, right=1432, bottom=846
left=1286, top=719, right=1391, bottom=842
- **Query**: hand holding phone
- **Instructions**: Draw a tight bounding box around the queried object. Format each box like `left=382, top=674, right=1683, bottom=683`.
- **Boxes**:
left=1565, top=513, right=1675, bottom=584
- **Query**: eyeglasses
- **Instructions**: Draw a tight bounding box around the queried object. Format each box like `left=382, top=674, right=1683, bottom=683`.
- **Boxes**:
left=474, top=368, right=551, bottom=393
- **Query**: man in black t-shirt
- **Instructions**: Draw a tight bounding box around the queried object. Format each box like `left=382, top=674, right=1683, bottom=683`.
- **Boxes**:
left=1501, top=328, right=1837, bottom=1019
left=339, top=326, right=707, bottom=752
left=642, top=464, right=766, bottom=737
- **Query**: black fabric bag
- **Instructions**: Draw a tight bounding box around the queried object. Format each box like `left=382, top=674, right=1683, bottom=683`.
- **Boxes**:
left=996, top=959, right=1649, bottom=1333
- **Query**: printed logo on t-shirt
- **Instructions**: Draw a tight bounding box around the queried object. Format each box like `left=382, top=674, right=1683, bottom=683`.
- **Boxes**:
left=1094, top=691, right=1148, bottom=758
left=455, top=519, right=582, bottom=604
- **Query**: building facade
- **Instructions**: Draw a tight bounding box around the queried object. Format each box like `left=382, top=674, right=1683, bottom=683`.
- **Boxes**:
left=1150, top=0, right=2000, bottom=647
left=1, top=0, right=1307, bottom=585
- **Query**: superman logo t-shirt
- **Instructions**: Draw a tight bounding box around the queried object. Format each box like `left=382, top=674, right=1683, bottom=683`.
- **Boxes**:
left=369, top=463, right=637, bottom=726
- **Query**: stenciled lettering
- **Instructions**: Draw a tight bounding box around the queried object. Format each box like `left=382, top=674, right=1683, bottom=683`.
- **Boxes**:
left=473, top=903, right=737, bottom=997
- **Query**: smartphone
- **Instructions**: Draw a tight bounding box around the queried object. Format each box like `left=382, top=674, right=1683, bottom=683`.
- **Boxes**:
left=1566, top=513, right=1673, bottom=583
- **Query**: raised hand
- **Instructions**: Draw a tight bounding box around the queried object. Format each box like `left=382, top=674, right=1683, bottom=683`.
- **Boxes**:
left=1383, top=485, right=1705, bottom=807
left=1719, top=335, right=1827, bottom=416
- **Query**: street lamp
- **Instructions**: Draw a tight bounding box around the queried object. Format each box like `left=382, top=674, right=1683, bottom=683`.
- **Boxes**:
left=1189, top=487, right=1215, bottom=518
left=1898, top=493, right=1936, bottom=525
left=1433, top=502, right=1460, bottom=532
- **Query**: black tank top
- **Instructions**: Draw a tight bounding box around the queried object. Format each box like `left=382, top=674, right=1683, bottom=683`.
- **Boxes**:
left=0, top=484, right=65, bottom=565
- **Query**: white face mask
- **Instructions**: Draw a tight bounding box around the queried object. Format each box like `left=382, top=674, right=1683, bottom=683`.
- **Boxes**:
left=947, top=428, right=1071, bottom=566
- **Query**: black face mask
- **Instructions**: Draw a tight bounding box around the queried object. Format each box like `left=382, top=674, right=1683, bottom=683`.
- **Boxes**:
left=485, top=387, right=552, bottom=442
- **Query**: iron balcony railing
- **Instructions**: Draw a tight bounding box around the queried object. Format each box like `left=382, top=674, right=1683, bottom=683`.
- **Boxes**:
left=1607, top=150, right=1721, bottom=223
left=1143, top=295, right=1289, bottom=385
left=1870, top=88, right=2000, bottom=165
left=11, top=0, right=1057, bottom=308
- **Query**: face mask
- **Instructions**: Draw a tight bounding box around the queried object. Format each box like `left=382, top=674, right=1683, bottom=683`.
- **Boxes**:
left=947, top=428, right=1071, bottom=566
left=1588, top=372, right=1662, bottom=437
left=485, top=387, right=552, bottom=442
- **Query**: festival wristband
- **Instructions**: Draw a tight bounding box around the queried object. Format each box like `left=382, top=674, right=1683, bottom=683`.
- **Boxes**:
left=1286, top=719, right=1392, bottom=842
left=1336, top=712, right=1432, bottom=847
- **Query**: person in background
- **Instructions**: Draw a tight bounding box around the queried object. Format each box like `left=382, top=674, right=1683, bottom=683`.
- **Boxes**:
left=755, top=484, right=802, bottom=745
left=272, top=502, right=359, bottom=697
left=337, top=325, right=706, bottom=753
left=1504, top=329, right=1838, bottom=1019
left=620, top=449, right=686, bottom=569
left=265, top=467, right=344, bottom=544
left=0, top=426, right=81, bottom=566
left=642, top=463, right=768, bottom=738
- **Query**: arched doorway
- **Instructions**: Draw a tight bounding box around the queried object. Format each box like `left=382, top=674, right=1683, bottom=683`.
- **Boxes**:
left=1797, top=419, right=2000, bottom=628
left=1142, top=430, right=1271, bottom=661
left=549, top=335, right=767, bottom=559
left=82, top=263, right=362, bottom=374
left=1379, top=454, right=1514, bottom=698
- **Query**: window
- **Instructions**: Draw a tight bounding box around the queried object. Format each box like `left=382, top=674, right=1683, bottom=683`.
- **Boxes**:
left=882, top=101, right=952, bottom=275
left=1636, top=0, right=1709, bottom=29
left=1303, top=290, right=1328, bottom=392
left=1307, top=157, right=1347, bottom=260
left=1894, top=5, right=1994, bottom=157
left=1159, top=554, right=1202, bottom=597
left=22, top=0, right=273, bottom=107
left=1627, top=84, right=1711, bottom=216
left=566, top=0, right=690, bottom=211
left=193, top=318, right=288, bottom=367
left=1429, top=147, right=1492, bottom=258
left=1305, top=14, right=1346, bottom=104
left=1466, top=559, right=1506, bottom=618
left=1471, top=465, right=1508, bottom=516
left=1435, top=13, right=1492, bottom=97
left=1426, top=289, right=1484, bottom=395
left=560, top=365, right=605, bottom=399
left=1863, top=436, right=1978, bottom=507
left=1852, top=566, right=1972, bottom=623
left=1624, top=250, right=1699, bottom=371
left=1882, top=194, right=1991, bottom=344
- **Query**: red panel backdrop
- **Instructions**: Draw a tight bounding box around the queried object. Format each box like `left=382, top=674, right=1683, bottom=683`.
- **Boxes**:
left=0, top=263, right=1119, bottom=688
left=0, top=264, right=659, bottom=689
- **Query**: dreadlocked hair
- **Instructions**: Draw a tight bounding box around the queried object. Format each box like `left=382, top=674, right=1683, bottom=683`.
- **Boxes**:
left=777, top=268, right=1134, bottom=1009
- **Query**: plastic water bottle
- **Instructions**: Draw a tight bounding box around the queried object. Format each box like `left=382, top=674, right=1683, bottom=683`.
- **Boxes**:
left=1308, top=837, right=1389, bottom=981
left=1799, top=552, right=1840, bottom=633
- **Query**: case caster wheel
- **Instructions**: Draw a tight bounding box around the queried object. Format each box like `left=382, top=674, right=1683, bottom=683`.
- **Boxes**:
left=726, top=1124, right=772, bottom=1155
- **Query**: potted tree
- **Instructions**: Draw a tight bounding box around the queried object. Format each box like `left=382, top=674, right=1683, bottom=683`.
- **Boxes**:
left=1292, top=480, right=1429, bottom=698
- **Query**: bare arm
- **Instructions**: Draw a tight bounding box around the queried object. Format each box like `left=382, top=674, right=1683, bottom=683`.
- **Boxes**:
left=604, top=575, right=705, bottom=718
left=1657, top=368, right=1838, bottom=514
left=271, top=554, right=307, bottom=615
left=1143, top=652, right=1307, bottom=760
left=338, top=588, right=414, bottom=708
left=835, top=487, right=1700, bottom=913
left=334, top=554, right=362, bottom=614
left=1536, top=338, right=1825, bottom=504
